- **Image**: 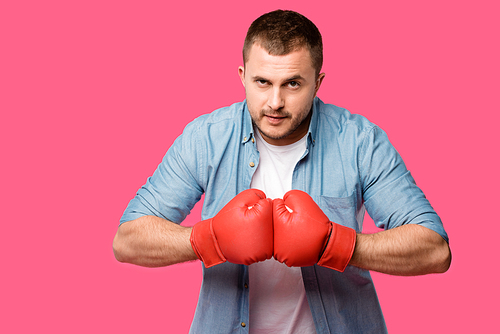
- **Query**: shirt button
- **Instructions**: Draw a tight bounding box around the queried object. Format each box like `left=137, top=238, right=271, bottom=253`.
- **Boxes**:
left=249, top=162, right=255, bottom=167
left=241, top=322, right=246, bottom=327
left=251, top=138, right=255, bottom=143
left=244, top=283, right=248, bottom=289
left=244, top=137, right=247, bottom=141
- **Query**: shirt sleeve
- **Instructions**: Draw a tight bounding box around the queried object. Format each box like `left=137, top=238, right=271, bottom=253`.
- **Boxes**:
left=119, top=121, right=204, bottom=225
left=359, top=125, right=449, bottom=243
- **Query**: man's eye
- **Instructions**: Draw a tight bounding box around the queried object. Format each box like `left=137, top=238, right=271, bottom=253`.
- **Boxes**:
left=256, top=80, right=268, bottom=85
left=288, top=81, right=300, bottom=88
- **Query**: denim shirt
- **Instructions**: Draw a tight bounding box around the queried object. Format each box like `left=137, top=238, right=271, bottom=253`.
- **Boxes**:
left=121, top=97, right=448, bottom=333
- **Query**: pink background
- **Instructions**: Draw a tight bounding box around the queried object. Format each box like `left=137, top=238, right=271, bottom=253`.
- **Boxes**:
left=1, top=0, right=498, bottom=332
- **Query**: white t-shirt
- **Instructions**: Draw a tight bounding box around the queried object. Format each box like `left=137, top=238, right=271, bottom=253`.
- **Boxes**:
left=248, top=130, right=316, bottom=334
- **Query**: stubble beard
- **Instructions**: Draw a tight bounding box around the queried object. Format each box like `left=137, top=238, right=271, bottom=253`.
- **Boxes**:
left=252, top=104, right=313, bottom=142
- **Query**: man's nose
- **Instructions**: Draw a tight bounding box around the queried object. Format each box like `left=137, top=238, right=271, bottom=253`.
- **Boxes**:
left=267, top=87, right=284, bottom=111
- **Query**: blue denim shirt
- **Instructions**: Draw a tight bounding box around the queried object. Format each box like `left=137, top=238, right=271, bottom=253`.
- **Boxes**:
left=121, top=97, right=448, bottom=333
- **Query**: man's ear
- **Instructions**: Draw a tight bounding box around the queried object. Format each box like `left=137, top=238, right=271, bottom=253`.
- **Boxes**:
left=314, top=73, right=326, bottom=96
left=238, top=66, right=246, bottom=88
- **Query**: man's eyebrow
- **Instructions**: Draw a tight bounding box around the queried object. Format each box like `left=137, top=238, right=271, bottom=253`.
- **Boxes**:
left=285, top=75, right=305, bottom=81
left=251, top=75, right=268, bottom=81
left=250, top=75, right=305, bottom=82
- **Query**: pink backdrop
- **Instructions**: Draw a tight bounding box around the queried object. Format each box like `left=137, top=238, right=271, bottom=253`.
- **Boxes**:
left=2, top=0, right=498, bottom=332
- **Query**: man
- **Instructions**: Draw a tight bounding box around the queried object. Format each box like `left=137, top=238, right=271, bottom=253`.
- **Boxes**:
left=113, top=10, right=451, bottom=333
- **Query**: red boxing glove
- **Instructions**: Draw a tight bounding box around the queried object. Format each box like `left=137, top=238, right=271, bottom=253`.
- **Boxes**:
left=190, top=189, right=274, bottom=268
left=273, top=190, right=356, bottom=272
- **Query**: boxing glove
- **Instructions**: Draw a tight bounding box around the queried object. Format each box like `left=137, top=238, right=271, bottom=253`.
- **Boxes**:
left=190, top=189, right=274, bottom=268
left=273, top=190, right=356, bottom=272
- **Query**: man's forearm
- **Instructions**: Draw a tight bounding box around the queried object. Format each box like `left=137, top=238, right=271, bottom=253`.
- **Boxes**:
left=113, top=215, right=198, bottom=267
left=349, top=224, right=451, bottom=276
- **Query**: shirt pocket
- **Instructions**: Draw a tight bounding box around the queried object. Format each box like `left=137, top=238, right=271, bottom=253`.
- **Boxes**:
left=318, top=192, right=362, bottom=232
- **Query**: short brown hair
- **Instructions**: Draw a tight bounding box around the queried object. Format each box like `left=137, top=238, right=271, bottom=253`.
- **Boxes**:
left=243, top=10, right=323, bottom=77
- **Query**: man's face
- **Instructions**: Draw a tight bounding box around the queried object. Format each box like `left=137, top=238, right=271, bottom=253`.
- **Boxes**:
left=239, top=44, right=325, bottom=146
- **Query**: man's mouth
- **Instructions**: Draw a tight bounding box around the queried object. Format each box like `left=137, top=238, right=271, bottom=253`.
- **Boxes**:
left=264, top=114, right=287, bottom=124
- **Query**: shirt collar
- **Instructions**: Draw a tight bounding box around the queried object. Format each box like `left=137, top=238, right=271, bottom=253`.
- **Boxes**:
left=242, top=100, right=254, bottom=144
left=307, top=96, right=321, bottom=147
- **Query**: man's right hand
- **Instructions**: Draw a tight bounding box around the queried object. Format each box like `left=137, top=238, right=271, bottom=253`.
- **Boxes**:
left=190, top=189, right=274, bottom=268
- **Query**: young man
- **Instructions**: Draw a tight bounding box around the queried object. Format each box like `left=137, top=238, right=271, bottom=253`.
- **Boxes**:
left=113, top=10, right=450, bottom=333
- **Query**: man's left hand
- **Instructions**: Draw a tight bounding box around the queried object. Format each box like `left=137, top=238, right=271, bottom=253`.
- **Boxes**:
left=273, top=190, right=356, bottom=271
